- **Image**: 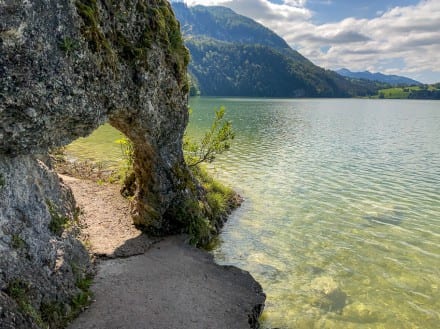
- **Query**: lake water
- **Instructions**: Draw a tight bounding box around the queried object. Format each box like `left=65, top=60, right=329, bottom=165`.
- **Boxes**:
left=66, top=98, right=440, bottom=328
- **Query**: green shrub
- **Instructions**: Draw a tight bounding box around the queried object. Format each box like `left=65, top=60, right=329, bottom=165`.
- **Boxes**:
left=173, top=199, right=208, bottom=246
left=66, top=265, right=94, bottom=323
left=40, top=301, right=64, bottom=327
left=206, top=192, right=227, bottom=216
left=182, top=165, right=239, bottom=247
left=39, top=272, right=93, bottom=327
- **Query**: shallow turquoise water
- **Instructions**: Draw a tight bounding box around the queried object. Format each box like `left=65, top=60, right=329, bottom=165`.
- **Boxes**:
left=65, top=124, right=126, bottom=169
left=66, top=97, right=440, bottom=328
left=187, top=97, right=440, bottom=329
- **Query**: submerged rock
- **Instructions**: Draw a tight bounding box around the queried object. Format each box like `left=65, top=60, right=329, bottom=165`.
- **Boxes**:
left=309, top=276, right=348, bottom=314
left=362, top=205, right=404, bottom=226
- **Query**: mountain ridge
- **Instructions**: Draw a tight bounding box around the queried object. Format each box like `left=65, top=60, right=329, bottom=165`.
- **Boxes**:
left=336, top=68, right=421, bottom=86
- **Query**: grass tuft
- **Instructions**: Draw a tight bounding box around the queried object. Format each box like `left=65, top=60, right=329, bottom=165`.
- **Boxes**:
left=0, top=173, right=5, bottom=187
left=6, top=279, right=45, bottom=327
left=11, top=234, right=26, bottom=249
left=182, top=165, right=241, bottom=247
left=46, top=200, right=70, bottom=236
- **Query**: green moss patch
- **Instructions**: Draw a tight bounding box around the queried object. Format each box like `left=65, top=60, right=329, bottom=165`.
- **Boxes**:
left=6, top=279, right=45, bottom=327
left=11, top=234, right=26, bottom=250
left=176, top=165, right=241, bottom=247
left=74, top=0, right=189, bottom=85
left=46, top=200, right=70, bottom=236
left=0, top=173, right=5, bottom=187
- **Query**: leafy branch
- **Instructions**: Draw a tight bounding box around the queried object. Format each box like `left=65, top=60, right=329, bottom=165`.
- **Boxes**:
left=184, top=106, right=234, bottom=167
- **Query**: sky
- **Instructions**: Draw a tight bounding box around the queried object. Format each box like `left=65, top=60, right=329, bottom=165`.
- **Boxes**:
left=175, top=0, right=440, bottom=83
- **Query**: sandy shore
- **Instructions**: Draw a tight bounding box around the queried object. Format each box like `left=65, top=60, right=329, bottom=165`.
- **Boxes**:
left=61, top=175, right=265, bottom=329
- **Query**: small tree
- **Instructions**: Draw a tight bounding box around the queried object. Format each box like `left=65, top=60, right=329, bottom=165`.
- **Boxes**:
left=184, top=106, right=234, bottom=167
left=114, top=106, right=236, bottom=246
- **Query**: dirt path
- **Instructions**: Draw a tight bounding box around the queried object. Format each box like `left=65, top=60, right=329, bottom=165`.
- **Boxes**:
left=61, top=175, right=265, bottom=329
left=60, top=175, right=153, bottom=258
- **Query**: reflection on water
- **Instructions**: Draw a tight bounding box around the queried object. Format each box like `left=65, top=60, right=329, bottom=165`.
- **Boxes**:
left=65, top=97, right=440, bottom=328
left=188, top=98, right=440, bottom=329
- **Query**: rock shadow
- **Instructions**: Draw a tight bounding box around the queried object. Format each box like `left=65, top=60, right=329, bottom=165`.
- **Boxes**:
left=100, top=233, right=157, bottom=259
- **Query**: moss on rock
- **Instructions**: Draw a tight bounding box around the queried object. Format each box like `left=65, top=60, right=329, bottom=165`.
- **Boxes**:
left=170, top=165, right=242, bottom=247
left=75, top=0, right=189, bottom=85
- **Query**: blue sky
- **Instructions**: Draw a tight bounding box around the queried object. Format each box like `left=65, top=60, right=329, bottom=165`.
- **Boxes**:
left=176, top=0, right=440, bottom=83
left=304, top=0, right=419, bottom=23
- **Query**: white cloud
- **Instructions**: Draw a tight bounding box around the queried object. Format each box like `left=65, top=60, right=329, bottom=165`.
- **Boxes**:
left=182, top=0, right=440, bottom=83
left=183, top=0, right=311, bottom=20
left=312, top=1, right=440, bottom=82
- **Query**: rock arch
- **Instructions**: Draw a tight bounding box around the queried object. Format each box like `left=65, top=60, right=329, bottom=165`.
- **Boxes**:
left=1, top=0, right=197, bottom=231
left=0, top=0, right=198, bottom=326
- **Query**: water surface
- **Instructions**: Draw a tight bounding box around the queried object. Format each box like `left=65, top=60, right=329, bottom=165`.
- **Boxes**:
left=188, top=98, right=440, bottom=329
left=65, top=124, right=126, bottom=169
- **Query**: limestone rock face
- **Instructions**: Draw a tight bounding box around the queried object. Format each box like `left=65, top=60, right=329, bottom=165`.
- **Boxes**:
left=1, top=0, right=195, bottom=326
left=0, top=155, right=91, bottom=328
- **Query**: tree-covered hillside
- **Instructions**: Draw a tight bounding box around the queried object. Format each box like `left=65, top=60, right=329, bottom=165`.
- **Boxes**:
left=172, top=3, right=381, bottom=97
left=187, top=38, right=380, bottom=97
left=174, top=4, right=292, bottom=53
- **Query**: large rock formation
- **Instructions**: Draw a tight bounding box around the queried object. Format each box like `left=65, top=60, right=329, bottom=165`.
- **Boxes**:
left=1, top=0, right=194, bottom=231
left=0, top=0, right=202, bottom=327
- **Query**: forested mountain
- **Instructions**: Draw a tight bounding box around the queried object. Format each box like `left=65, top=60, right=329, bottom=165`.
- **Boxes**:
left=172, top=3, right=381, bottom=97
left=336, top=68, right=421, bottom=86
left=174, top=5, right=290, bottom=52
